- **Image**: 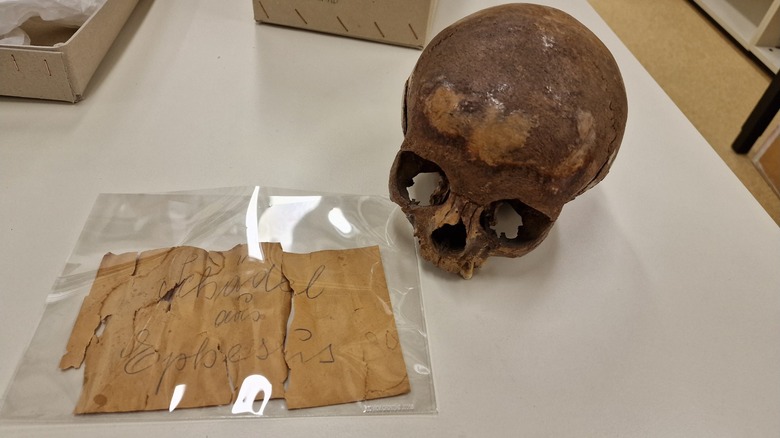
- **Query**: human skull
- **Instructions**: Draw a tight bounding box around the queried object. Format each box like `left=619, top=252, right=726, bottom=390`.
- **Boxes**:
left=389, top=4, right=628, bottom=279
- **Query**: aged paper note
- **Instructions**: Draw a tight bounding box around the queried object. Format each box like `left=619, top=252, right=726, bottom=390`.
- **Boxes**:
left=60, top=243, right=291, bottom=414
left=282, top=246, right=410, bottom=409
left=60, top=243, right=409, bottom=413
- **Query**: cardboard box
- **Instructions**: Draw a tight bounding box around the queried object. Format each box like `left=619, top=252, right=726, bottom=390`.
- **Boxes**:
left=0, top=0, right=139, bottom=102
left=254, top=0, right=437, bottom=49
left=754, top=124, right=780, bottom=198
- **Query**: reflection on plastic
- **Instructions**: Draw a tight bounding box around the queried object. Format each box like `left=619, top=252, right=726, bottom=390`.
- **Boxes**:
left=231, top=374, right=273, bottom=416
left=167, top=376, right=272, bottom=415
left=259, top=196, right=322, bottom=249
left=245, top=186, right=264, bottom=261
left=413, top=364, right=431, bottom=375
left=327, top=207, right=353, bottom=235
left=169, top=384, right=186, bottom=412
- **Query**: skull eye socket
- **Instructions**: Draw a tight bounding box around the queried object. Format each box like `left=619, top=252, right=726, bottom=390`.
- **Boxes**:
left=489, top=202, right=524, bottom=239
left=481, top=200, right=552, bottom=244
left=410, top=172, right=445, bottom=207
left=393, top=151, right=449, bottom=207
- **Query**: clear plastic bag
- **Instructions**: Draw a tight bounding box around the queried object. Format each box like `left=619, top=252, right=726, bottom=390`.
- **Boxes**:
left=0, top=26, right=29, bottom=44
left=0, top=0, right=105, bottom=44
left=0, top=187, right=435, bottom=423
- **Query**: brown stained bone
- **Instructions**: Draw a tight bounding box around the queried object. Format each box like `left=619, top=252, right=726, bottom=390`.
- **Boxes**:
left=389, top=4, right=628, bottom=279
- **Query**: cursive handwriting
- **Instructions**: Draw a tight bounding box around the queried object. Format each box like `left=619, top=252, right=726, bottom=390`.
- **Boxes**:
left=119, top=329, right=280, bottom=395
left=214, top=308, right=265, bottom=328
left=297, top=265, right=326, bottom=299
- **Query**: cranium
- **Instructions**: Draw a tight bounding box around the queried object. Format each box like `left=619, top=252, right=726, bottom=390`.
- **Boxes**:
left=389, top=4, right=628, bottom=279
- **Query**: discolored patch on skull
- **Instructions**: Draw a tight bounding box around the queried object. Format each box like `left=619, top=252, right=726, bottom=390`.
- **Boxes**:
left=470, top=108, right=537, bottom=166
left=423, top=85, right=468, bottom=138
left=552, top=110, right=598, bottom=176
left=424, top=84, right=537, bottom=166
left=577, top=110, right=596, bottom=143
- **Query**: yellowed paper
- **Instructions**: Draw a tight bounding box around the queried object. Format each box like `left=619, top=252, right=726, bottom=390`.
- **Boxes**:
left=61, top=243, right=410, bottom=414
left=60, top=243, right=291, bottom=414
left=282, top=246, right=410, bottom=409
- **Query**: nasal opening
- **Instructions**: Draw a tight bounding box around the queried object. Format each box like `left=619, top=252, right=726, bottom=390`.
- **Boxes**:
left=431, top=220, right=467, bottom=252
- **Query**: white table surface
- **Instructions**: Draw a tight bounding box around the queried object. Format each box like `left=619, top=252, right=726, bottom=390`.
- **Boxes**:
left=2, top=0, right=779, bottom=436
